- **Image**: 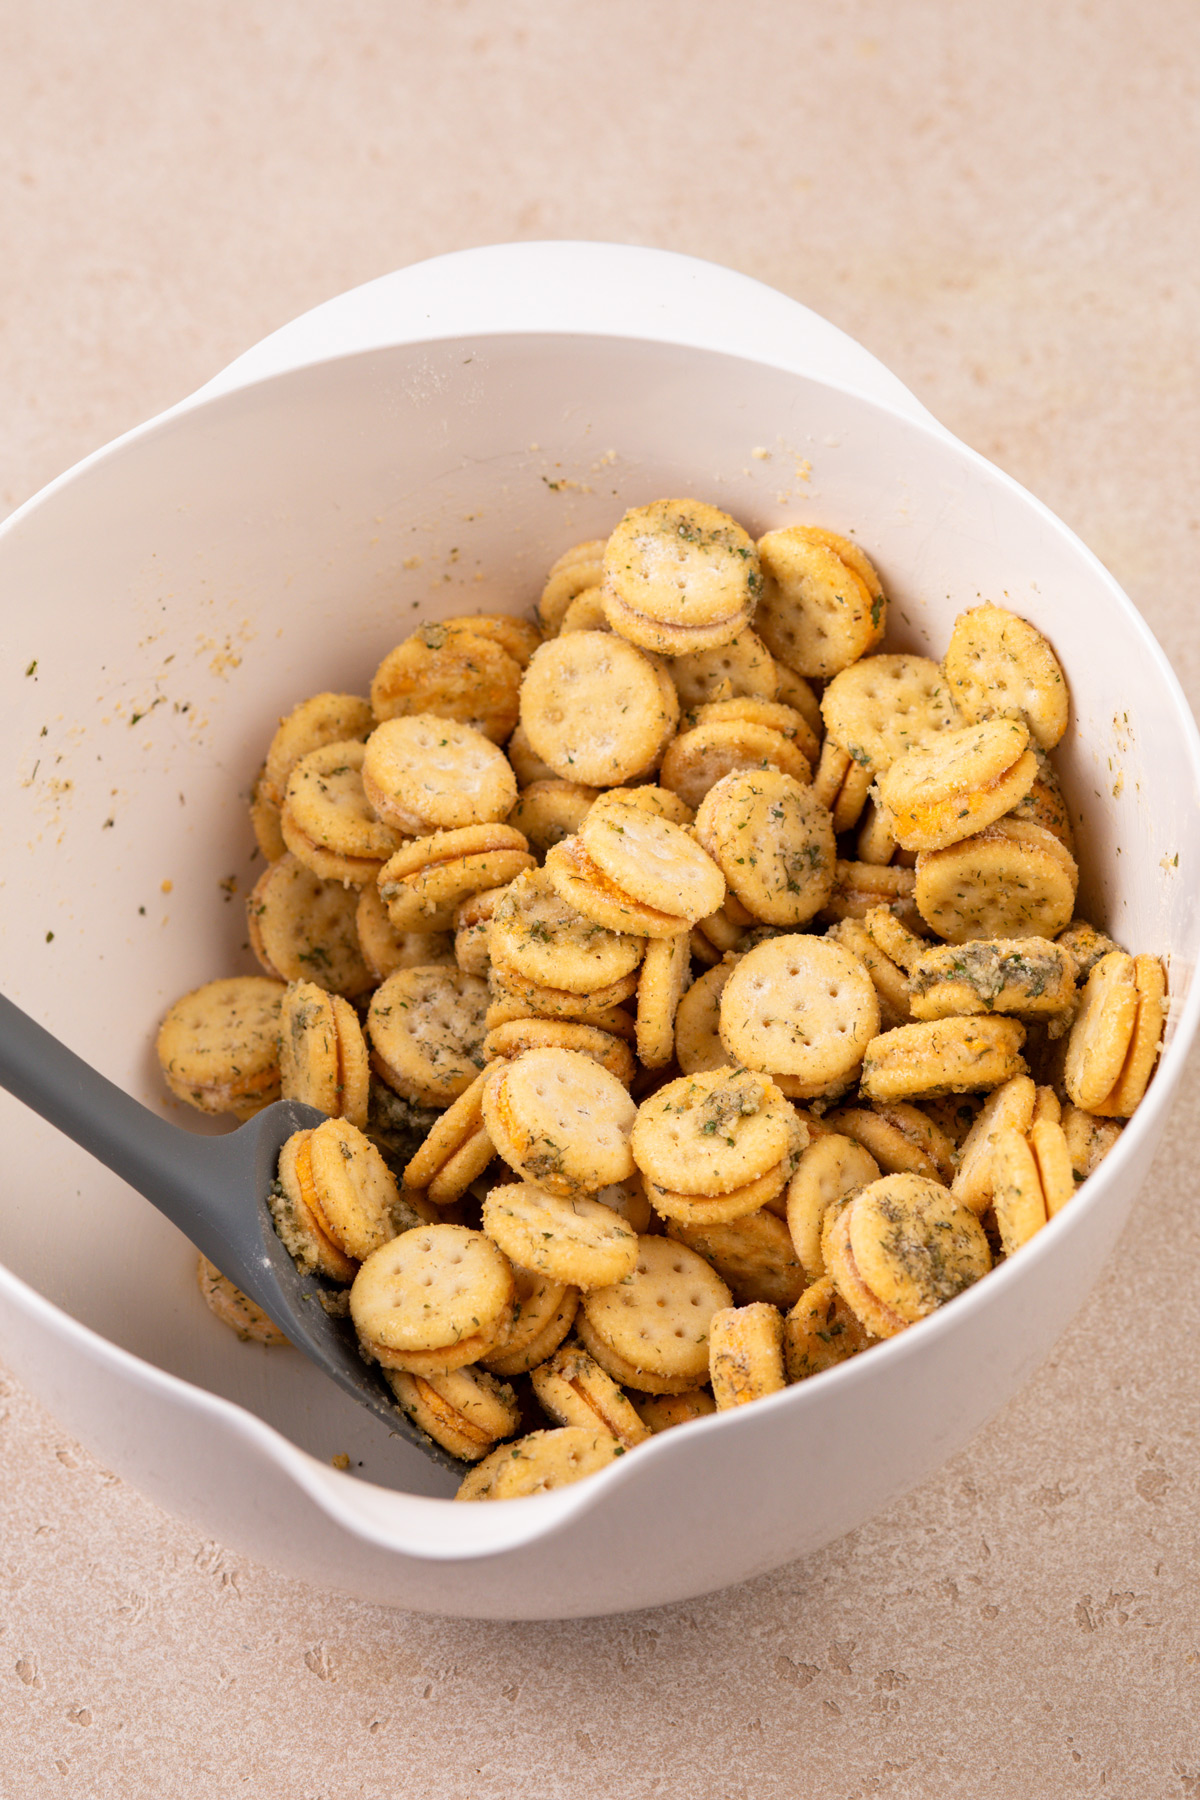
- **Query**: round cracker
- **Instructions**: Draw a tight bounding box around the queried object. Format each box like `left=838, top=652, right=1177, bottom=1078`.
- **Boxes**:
left=157, top=975, right=284, bottom=1119
left=602, top=498, right=762, bottom=630
left=667, top=1208, right=805, bottom=1310
left=943, top=604, right=1069, bottom=749
left=820, top=654, right=961, bottom=773
left=489, top=866, right=645, bottom=994
left=784, top=1275, right=876, bottom=1381
left=860, top=1017, right=1027, bottom=1103
left=914, top=822, right=1078, bottom=942
left=581, top=796, right=725, bottom=924
left=350, top=1222, right=515, bottom=1359
left=261, top=691, right=374, bottom=809
left=709, top=1302, right=787, bottom=1409
left=482, top=1048, right=637, bottom=1197
left=581, top=1236, right=733, bottom=1388
left=370, top=623, right=522, bottom=743
left=695, top=768, right=835, bottom=927
left=482, top=1182, right=639, bottom=1289
left=878, top=719, right=1037, bottom=853
left=519, top=631, right=679, bottom=786
left=660, top=719, right=813, bottom=812
left=281, top=739, right=400, bottom=884
left=248, top=855, right=373, bottom=997
left=363, top=714, right=517, bottom=835
left=368, top=965, right=489, bottom=1107
left=785, top=1133, right=881, bottom=1280
left=632, top=1065, right=793, bottom=1195
left=755, top=526, right=885, bottom=678
left=718, top=935, right=880, bottom=1096
left=455, top=1427, right=624, bottom=1501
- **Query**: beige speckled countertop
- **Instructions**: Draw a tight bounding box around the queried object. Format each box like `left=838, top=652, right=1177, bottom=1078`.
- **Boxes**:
left=4, top=4, right=1200, bottom=1794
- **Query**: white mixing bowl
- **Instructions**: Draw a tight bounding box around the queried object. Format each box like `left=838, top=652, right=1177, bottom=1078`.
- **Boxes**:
left=1, top=243, right=1196, bottom=1619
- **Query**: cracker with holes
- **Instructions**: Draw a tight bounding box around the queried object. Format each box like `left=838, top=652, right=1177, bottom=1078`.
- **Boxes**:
left=878, top=718, right=1038, bottom=853
left=695, top=767, right=835, bottom=927
left=914, top=820, right=1078, bottom=942
left=480, top=1268, right=579, bottom=1377
left=688, top=696, right=820, bottom=770
left=821, top=861, right=922, bottom=933
left=990, top=1118, right=1076, bottom=1255
left=755, top=524, right=886, bottom=678
left=709, top=1303, right=787, bottom=1409
left=675, top=962, right=738, bottom=1075
left=943, top=604, right=1069, bottom=749
left=157, top=975, right=285, bottom=1120
left=270, top=1131, right=360, bottom=1283
left=811, top=738, right=874, bottom=832
left=519, top=631, right=679, bottom=785
left=261, top=691, right=375, bottom=810
left=785, top=1133, right=881, bottom=1280
left=821, top=653, right=961, bottom=775
left=483, top=1017, right=636, bottom=1085
left=487, top=963, right=640, bottom=1028
left=1089, top=954, right=1166, bottom=1118
left=371, top=622, right=523, bottom=743
left=537, top=540, right=606, bottom=635
left=482, top=1047, right=637, bottom=1197
left=660, top=718, right=813, bottom=812
left=363, top=714, right=517, bottom=835
left=248, top=855, right=373, bottom=996
left=669, top=628, right=777, bottom=709
left=1061, top=950, right=1140, bottom=1111
left=668, top=1209, right=805, bottom=1310
left=279, top=979, right=370, bottom=1128
left=949, top=1074, right=1037, bottom=1215
left=456, top=1426, right=624, bottom=1501
left=824, top=918, right=910, bottom=1029
left=489, top=866, right=645, bottom=994
left=531, top=1342, right=650, bottom=1447
left=378, top=824, right=535, bottom=932
left=860, top=1016, right=1026, bottom=1103
left=719, top=935, right=880, bottom=1098
left=506, top=779, right=601, bottom=858
left=387, top=1365, right=521, bottom=1462
left=350, top=1222, right=515, bottom=1374
left=401, top=1065, right=495, bottom=1199
left=784, top=1276, right=876, bottom=1381
left=482, top=1181, right=639, bottom=1288
left=636, top=931, right=692, bottom=1068
left=907, top=937, right=1075, bottom=1024
left=578, top=1236, right=733, bottom=1394
left=357, top=884, right=454, bottom=983
left=577, top=792, right=725, bottom=928
left=632, top=1066, right=795, bottom=1199
left=826, top=1103, right=954, bottom=1186
left=289, top=1116, right=406, bottom=1264
left=368, top=965, right=489, bottom=1107
left=453, top=884, right=508, bottom=978
left=281, top=739, right=401, bottom=884
left=824, top=1174, right=991, bottom=1339
left=601, top=497, right=761, bottom=650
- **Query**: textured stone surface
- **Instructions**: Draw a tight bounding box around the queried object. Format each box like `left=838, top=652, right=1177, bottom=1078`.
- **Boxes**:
left=4, top=2, right=1200, bottom=1793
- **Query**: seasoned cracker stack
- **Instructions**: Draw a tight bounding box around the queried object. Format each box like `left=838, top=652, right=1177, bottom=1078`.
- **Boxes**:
left=154, top=497, right=1166, bottom=1500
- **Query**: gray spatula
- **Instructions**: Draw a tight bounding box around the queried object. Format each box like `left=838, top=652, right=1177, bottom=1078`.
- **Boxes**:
left=0, top=991, right=461, bottom=1472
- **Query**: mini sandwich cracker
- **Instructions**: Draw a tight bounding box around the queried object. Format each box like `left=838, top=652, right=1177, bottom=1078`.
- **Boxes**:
left=155, top=499, right=1165, bottom=1495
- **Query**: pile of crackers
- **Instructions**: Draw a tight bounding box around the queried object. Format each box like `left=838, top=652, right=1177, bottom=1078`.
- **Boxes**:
left=156, top=499, right=1165, bottom=1499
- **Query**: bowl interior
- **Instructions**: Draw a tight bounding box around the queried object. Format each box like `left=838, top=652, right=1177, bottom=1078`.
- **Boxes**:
left=3, top=332, right=1197, bottom=1499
